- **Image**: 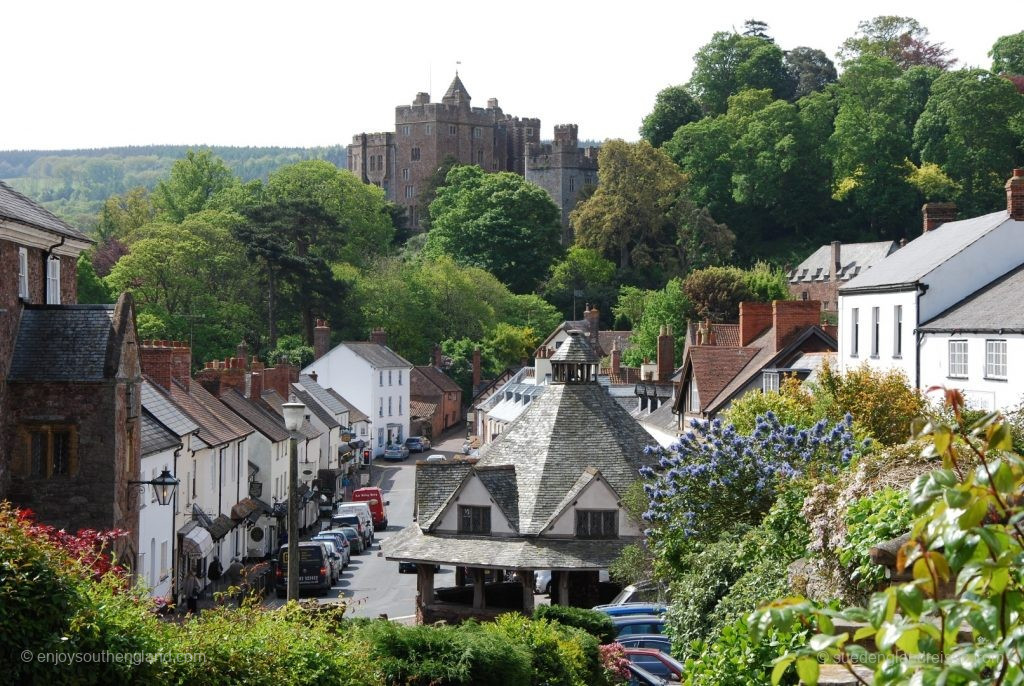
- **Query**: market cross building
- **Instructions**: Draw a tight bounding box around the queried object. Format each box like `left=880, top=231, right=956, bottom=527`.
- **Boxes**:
left=384, top=330, right=657, bottom=623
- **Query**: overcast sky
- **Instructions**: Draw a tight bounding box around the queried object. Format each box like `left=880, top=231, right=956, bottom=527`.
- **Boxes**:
left=2, top=0, right=1013, bottom=151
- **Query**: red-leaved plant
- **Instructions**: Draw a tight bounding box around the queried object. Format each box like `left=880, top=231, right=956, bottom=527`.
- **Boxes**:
left=14, top=507, right=130, bottom=584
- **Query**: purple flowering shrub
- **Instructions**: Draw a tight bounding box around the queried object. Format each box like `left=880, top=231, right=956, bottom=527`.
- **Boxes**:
left=640, top=412, right=867, bottom=543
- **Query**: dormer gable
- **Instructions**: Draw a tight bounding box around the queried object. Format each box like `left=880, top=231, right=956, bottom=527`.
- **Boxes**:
left=429, top=467, right=516, bottom=535
left=539, top=468, right=640, bottom=539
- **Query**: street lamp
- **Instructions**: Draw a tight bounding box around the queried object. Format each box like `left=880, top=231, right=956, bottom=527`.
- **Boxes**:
left=129, top=468, right=179, bottom=507
left=282, top=401, right=305, bottom=602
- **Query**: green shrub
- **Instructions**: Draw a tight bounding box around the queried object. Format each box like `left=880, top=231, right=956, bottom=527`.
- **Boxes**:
left=836, top=487, right=913, bottom=589
left=358, top=621, right=475, bottom=686
left=534, top=605, right=615, bottom=644
left=487, top=613, right=603, bottom=686
left=721, top=377, right=816, bottom=435
left=682, top=617, right=808, bottom=686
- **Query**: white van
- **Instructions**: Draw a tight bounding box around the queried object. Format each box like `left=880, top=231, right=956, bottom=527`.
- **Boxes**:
left=334, top=502, right=374, bottom=544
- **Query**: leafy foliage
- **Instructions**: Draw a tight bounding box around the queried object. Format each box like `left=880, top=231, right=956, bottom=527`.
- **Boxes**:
left=990, top=31, right=1024, bottom=75
left=618, top=278, right=689, bottom=367
left=689, top=31, right=793, bottom=114
left=837, top=16, right=956, bottom=70
left=639, top=85, right=703, bottom=147
left=682, top=618, right=808, bottom=686
left=534, top=605, right=616, bottom=644
left=837, top=487, right=913, bottom=588
left=487, top=613, right=605, bottom=686
left=721, top=377, right=816, bottom=435
left=76, top=253, right=113, bottom=304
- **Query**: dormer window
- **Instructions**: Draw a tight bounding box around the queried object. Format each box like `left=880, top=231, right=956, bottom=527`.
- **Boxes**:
left=576, top=509, right=617, bottom=539
left=458, top=505, right=491, bottom=534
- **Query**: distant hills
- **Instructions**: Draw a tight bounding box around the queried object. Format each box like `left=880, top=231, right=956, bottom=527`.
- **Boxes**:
left=0, top=145, right=348, bottom=230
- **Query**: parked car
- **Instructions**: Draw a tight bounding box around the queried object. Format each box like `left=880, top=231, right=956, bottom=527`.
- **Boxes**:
left=405, top=436, right=431, bottom=453
left=352, top=486, right=389, bottom=530
left=331, top=513, right=369, bottom=547
left=312, top=531, right=351, bottom=568
left=626, top=662, right=671, bottom=686
left=609, top=580, right=668, bottom=605
left=337, top=526, right=365, bottom=554
left=274, top=542, right=332, bottom=598
left=383, top=444, right=410, bottom=461
left=425, top=454, right=446, bottom=463
left=317, top=540, right=344, bottom=584
left=623, top=648, right=682, bottom=682
left=612, top=615, right=666, bottom=637
left=593, top=602, right=668, bottom=617
left=334, top=502, right=374, bottom=544
left=616, top=635, right=672, bottom=653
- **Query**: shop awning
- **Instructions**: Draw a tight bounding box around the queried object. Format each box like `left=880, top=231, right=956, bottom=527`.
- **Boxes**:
left=231, top=497, right=274, bottom=525
left=205, top=514, right=238, bottom=542
left=181, top=525, right=214, bottom=559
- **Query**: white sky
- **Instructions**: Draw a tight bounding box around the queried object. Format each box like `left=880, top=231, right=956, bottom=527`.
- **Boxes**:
left=2, top=0, right=1014, bottom=151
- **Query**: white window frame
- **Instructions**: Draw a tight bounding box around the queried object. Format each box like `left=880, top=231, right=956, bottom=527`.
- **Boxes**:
left=388, top=397, right=393, bottom=416
left=377, top=428, right=384, bottom=447
left=378, top=397, right=383, bottom=417
left=985, top=339, right=1007, bottom=380
left=688, top=381, right=699, bottom=413
left=850, top=308, right=859, bottom=357
left=893, top=305, right=903, bottom=358
left=762, top=371, right=780, bottom=393
left=18, top=247, right=29, bottom=299
left=870, top=307, right=880, bottom=357
left=948, top=340, right=969, bottom=378
left=46, top=255, right=61, bottom=304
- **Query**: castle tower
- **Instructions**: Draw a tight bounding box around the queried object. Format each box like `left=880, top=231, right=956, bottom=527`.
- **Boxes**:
left=525, top=124, right=600, bottom=243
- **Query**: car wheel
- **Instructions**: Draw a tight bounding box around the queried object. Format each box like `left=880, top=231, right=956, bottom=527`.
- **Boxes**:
left=381, top=520, right=388, bottom=530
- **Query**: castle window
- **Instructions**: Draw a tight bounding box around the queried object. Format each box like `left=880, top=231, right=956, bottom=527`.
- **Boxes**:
left=426, top=124, right=433, bottom=134
left=376, top=154, right=383, bottom=171
left=526, top=127, right=533, bottom=136
left=459, top=506, right=491, bottom=534
left=402, top=125, right=411, bottom=135
left=16, top=424, right=77, bottom=478
left=369, top=156, right=376, bottom=171
left=405, top=185, right=415, bottom=199
left=472, top=126, right=481, bottom=139
left=576, top=509, right=617, bottom=539
left=411, top=148, right=420, bottom=161
left=569, top=176, right=575, bottom=192
left=402, top=168, right=410, bottom=180
left=448, top=124, right=457, bottom=135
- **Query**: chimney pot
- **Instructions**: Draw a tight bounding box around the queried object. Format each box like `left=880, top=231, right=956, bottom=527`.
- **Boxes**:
left=1007, top=170, right=1024, bottom=221
left=314, top=319, right=331, bottom=361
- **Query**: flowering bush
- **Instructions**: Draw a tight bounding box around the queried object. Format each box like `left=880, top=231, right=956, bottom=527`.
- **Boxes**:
left=15, top=507, right=129, bottom=583
left=598, top=643, right=631, bottom=685
left=641, top=413, right=865, bottom=543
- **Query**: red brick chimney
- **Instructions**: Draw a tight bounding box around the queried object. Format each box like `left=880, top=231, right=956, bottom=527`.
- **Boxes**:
left=140, top=340, right=173, bottom=391
left=170, top=341, right=191, bottom=390
left=263, top=361, right=298, bottom=399
left=314, top=319, right=330, bottom=361
left=922, top=202, right=957, bottom=233
left=611, top=339, right=621, bottom=375
left=657, top=325, right=674, bottom=382
left=236, top=340, right=248, bottom=368
left=370, top=328, right=387, bottom=347
left=472, top=347, right=481, bottom=391
left=773, top=300, right=822, bottom=350
left=433, top=344, right=442, bottom=368
left=1008, top=169, right=1024, bottom=221
left=250, top=370, right=264, bottom=400
left=583, top=304, right=600, bottom=350
left=739, top=302, right=773, bottom=346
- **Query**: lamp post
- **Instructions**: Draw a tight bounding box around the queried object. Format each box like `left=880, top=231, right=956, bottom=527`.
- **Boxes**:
left=282, top=401, right=305, bottom=602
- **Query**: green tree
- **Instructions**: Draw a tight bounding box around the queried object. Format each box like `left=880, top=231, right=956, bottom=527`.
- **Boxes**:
left=683, top=266, right=753, bottom=322
left=990, top=31, right=1024, bottom=75
left=415, top=154, right=459, bottom=232
left=689, top=30, right=792, bottom=114
left=486, top=323, right=538, bottom=368
left=784, top=47, right=838, bottom=100
left=837, top=15, right=955, bottom=70
left=153, top=150, right=239, bottom=222
left=571, top=140, right=733, bottom=283
left=95, top=187, right=154, bottom=241
left=913, top=69, right=1024, bottom=215
left=425, top=165, right=562, bottom=294
left=542, top=246, right=617, bottom=322
left=620, top=278, right=690, bottom=367
left=499, top=294, right=563, bottom=337
left=76, top=253, right=113, bottom=304
left=639, top=85, right=703, bottom=147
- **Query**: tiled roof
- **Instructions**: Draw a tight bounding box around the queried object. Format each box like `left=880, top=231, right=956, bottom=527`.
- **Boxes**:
left=384, top=526, right=630, bottom=570
left=410, top=399, right=438, bottom=420
left=220, top=390, right=290, bottom=443
left=550, top=330, right=599, bottom=363
left=789, top=241, right=898, bottom=284
left=685, top=322, right=741, bottom=347
left=343, top=342, right=413, bottom=369
left=842, top=211, right=1013, bottom=292
left=600, top=366, right=643, bottom=385
left=168, top=380, right=252, bottom=447
left=919, top=264, right=1024, bottom=331
left=290, top=385, right=341, bottom=429
left=475, top=382, right=657, bottom=535
left=475, top=465, right=520, bottom=532
left=324, top=388, right=368, bottom=423
left=141, top=409, right=180, bottom=457
left=0, top=179, right=91, bottom=242
left=688, top=346, right=759, bottom=412
left=298, top=375, right=349, bottom=416
left=8, top=305, right=115, bottom=381
left=141, top=379, right=198, bottom=438
left=412, top=366, right=462, bottom=395
left=415, top=461, right=475, bottom=522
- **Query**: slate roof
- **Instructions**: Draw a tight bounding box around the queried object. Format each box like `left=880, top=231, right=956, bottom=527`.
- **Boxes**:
left=325, top=388, right=368, bottom=422
left=385, top=526, right=629, bottom=571
left=474, top=465, right=520, bottom=532
left=0, top=179, right=92, bottom=242
left=167, top=380, right=252, bottom=447
left=412, top=366, right=462, bottom=395
left=220, top=390, right=290, bottom=443
left=640, top=401, right=679, bottom=433
left=841, top=211, right=1014, bottom=293
left=542, top=467, right=602, bottom=532
left=343, top=342, right=413, bottom=369
left=789, top=241, right=898, bottom=284
left=550, top=330, right=600, bottom=363
left=415, top=461, right=475, bottom=522
left=290, top=385, right=341, bottom=429
left=141, top=409, right=180, bottom=457
left=8, top=305, right=116, bottom=381
left=298, top=375, right=349, bottom=416
left=442, top=74, right=471, bottom=103
left=141, top=379, right=198, bottom=438
left=919, top=263, right=1024, bottom=331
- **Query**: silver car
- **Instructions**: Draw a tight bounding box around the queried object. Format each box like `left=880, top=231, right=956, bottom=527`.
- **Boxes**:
left=313, top=532, right=351, bottom=568
left=318, top=540, right=344, bottom=584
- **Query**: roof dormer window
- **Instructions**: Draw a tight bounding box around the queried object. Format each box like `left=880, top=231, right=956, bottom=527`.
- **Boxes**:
left=458, top=505, right=490, bottom=534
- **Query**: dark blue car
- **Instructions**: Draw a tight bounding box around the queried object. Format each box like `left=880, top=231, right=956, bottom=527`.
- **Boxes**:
left=612, top=615, right=666, bottom=637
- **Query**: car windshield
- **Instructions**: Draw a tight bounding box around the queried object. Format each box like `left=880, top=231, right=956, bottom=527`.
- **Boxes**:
left=340, top=528, right=358, bottom=539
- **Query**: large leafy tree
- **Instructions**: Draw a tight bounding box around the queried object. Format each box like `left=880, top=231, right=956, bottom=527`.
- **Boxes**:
left=784, top=47, right=838, bottom=100
left=425, top=165, right=562, bottom=294
left=914, top=69, right=1024, bottom=215
left=618, top=278, right=691, bottom=367
left=639, top=85, right=703, bottom=147
left=571, top=140, right=733, bottom=285
left=837, top=15, right=955, bottom=70
left=542, top=246, right=617, bottom=322
left=153, top=150, right=239, bottom=223
left=689, top=30, right=792, bottom=114
left=990, top=31, right=1024, bottom=75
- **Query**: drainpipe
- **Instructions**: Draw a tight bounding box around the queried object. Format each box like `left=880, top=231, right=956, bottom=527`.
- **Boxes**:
left=43, top=236, right=66, bottom=303
left=914, top=283, right=929, bottom=391
left=170, top=443, right=182, bottom=601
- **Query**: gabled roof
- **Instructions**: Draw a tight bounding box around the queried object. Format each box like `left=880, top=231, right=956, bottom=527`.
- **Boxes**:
left=324, top=388, right=368, bottom=423
left=412, top=366, right=462, bottom=395
left=920, top=263, right=1024, bottom=332
left=141, top=379, right=198, bottom=438
left=298, top=375, right=349, bottom=416
left=841, top=211, right=1013, bottom=293
left=789, top=241, right=898, bottom=284
left=141, top=409, right=180, bottom=457
left=550, top=329, right=599, bottom=363
left=410, top=399, right=438, bottom=420
left=0, top=179, right=92, bottom=242
left=9, top=305, right=117, bottom=381
left=540, top=467, right=613, bottom=533
left=685, top=322, right=740, bottom=348
left=475, top=465, right=520, bottom=532
left=167, top=379, right=252, bottom=447
left=598, top=331, right=632, bottom=356
left=341, top=342, right=413, bottom=369
left=220, top=389, right=290, bottom=443
left=415, top=460, right=475, bottom=523
left=291, top=384, right=341, bottom=429
left=686, top=346, right=759, bottom=412
left=640, top=400, right=679, bottom=433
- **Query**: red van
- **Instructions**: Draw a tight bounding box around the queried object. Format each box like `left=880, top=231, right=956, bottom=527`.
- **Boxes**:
left=352, top=487, right=389, bottom=529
